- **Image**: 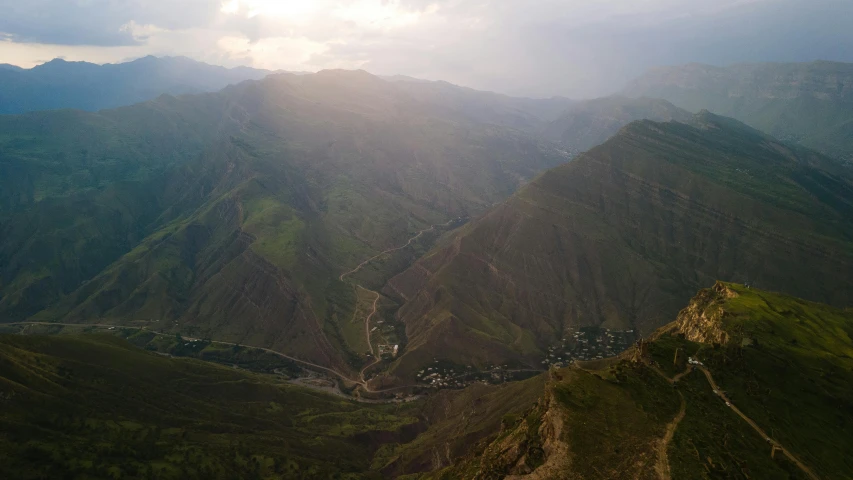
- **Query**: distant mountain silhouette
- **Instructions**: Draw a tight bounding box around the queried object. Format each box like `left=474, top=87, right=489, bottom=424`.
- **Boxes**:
left=0, top=56, right=274, bottom=113
left=625, top=61, right=853, bottom=162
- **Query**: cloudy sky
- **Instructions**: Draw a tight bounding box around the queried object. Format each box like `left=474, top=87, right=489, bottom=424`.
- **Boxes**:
left=1, top=0, right=851, bottom=98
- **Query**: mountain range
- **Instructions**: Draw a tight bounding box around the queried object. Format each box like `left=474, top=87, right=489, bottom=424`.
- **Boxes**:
left=0, top=64, right=724, bottom=380
left=1, top=56, right=853, bottom=479
left=0, top=56, right=273, bottom=114
left=0, top=68, right=575, bottom=377
left=625, top=60, right=853, bottom=162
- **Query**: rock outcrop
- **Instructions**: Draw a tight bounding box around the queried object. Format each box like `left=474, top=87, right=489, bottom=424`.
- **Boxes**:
left=673, top=282, right=738, bottom=345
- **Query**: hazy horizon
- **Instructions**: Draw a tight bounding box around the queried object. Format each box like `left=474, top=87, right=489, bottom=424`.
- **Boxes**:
left=2, top=0, right=852, bottom=98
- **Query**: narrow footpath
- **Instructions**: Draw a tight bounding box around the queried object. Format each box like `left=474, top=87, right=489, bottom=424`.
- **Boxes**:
left=696, top=366, right=819, bottom=480
left=646, top=361, right=819, bottom=480
left=655, top=393, right=686, bottom=480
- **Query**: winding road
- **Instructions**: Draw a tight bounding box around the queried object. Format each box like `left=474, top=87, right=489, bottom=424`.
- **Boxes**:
left=358, top=289, right=382, bottom=384
left=338, top=217, right=463, bottom=390
left=696, top=366, right=819, bottom=480
left=647, top=361, right=819, bottom=480
left=7, top=217, right=465, bottom=399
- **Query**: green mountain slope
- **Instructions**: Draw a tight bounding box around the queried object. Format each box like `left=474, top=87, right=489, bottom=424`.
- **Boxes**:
left=623, top=61, right=853, bottom=162
left=0, top=332, right=549, bottom=479
left=382, top=112, right=853, bottom=384
left=0, top=334, right=419, bottom=479
left=434, top=282, right=853, bottom=479
left=0, top=69, right=568, bottom=375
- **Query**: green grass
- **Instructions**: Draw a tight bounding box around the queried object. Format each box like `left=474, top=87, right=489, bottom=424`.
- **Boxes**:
left=689, top=283, right=853, bottom=479
left=433, top=284, right=853, bottom=479
left=669, top=371, right=810, bottom=479
left=242, top=195, right=305, bottom=270
left=553, top=364, right=681, bottom=479
left=0, top=334, right=420, bottom=479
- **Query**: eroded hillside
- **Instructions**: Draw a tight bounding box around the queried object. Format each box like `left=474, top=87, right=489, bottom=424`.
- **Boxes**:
left=0, top=70, right=569, bottom=377
left=384, top=112, right=853, bottom=383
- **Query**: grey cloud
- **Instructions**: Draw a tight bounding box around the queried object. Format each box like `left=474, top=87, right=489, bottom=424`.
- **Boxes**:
left=328, top=0, right=853, bottom=97
left=1, top=0, right=852, bottom=97
left=0, top=0, right=221, bottom=46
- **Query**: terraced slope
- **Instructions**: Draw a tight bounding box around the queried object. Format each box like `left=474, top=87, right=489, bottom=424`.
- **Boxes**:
left=383, top=112, right=853, bottom=383
left=433, top=283, right=853, bottom=479
left=0, top=69, right=567, bottom=376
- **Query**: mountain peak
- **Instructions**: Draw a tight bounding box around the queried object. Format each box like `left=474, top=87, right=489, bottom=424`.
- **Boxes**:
left=315, top=68, right=379, bottom=81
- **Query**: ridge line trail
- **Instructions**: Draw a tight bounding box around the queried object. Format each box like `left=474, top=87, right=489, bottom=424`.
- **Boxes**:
left=649, top=364, right=690, bottom=480
left=697, top=366, right=820, bottom=480
left=655, top=393, right=686, bottom=480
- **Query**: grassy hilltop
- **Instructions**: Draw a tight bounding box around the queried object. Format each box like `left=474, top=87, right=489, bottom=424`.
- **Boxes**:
left=434, top=283, right=853, bottom=479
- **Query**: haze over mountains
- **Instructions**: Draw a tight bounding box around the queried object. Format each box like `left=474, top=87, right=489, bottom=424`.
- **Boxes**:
left=0, top=56, right=273, bottom=114
left=1, top=54, right=853, bottom=479
left=625, top=61, right=853, bottom=161
left=0, top=68, right=575, bottom=376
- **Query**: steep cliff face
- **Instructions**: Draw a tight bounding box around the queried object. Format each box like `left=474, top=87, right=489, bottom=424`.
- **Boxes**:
left=436, top=362, right=680, bottom=480
left=376, top=374, right=547, bottom=478
left=485, top=381, right=570, bottom=480
left=672, top=282, right=737, bottom=345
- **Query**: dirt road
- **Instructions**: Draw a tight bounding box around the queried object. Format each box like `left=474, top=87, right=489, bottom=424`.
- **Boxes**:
left=9, top=218, right=460, bottom=399
left=7, top=321, right=363, bottom=383
left=339, top=218, right=462, bottom=391
left=697, top=366, right=819, bottom=480
left=645, top=361, right=819, bottom=480
left=656, top=393, right=686, bottom=480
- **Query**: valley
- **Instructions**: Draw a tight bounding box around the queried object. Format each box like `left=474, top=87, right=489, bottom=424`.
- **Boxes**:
left=5, top=282, right=850, bottom=479
left=1, top=53, right=853, bottom=479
